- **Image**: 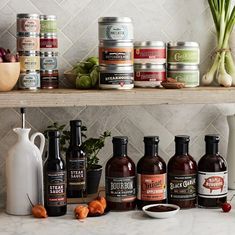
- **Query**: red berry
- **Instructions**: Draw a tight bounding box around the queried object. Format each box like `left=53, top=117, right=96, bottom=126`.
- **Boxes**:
left=222, top=202, right=231, bottom=212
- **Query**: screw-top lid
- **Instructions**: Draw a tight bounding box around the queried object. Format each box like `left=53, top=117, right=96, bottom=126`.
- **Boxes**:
left=175, top=135, right=190, bottom=142
left=205, top=134, right=220, bottom=142
left=144, top=136, right=159, bottom=144
left=47, top=130, right=60, bottom=138
left=112, top=136, right=128, bottom=144
left=70, top=120, right=82, bottom=127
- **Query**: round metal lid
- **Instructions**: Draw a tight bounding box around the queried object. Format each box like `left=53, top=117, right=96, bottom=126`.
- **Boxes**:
left=100, top=65, right=134, bottom=72
left=99, top=40, right=133, bottom=47
left=40, top=33, right=57, bottom=38
left=134, top=41, right=165, bottom=47
left=40, top=15, right=57, bottom=20
left=17, top=13, right=39, bottom=18
left=134, top=63, right=165, bottom=69
left=168, top=64, right=199, bottom=70
left=167, top=41, right=199, bottom=47
left=98, top=17, right=132, bottom=23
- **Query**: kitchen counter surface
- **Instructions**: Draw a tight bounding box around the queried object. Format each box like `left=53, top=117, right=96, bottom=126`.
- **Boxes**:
left=0, top=192, right=235, bottom=235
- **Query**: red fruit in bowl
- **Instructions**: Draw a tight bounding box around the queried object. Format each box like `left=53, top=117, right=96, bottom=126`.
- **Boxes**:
left=0, top=47, right=6, bottom=58
left=221, top=202, right=231, bottom=212
left=3, top=53, right=16, bottom=63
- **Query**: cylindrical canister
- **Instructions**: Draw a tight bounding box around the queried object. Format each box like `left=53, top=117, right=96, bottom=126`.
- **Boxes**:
left=19, top=51, right=40, bottom=71
left=40, top=52, right=58, bottom=70
left=17, top=14, right=40, bottom=33
left=18, top=70, right=40, bottom=89
left=17, top=32, right=40, bottom=52
left=40, top=33, right=58, bottom=52
left=40, top=15, right=57, bottom=34
left=40, top=70, right=59, bottom=89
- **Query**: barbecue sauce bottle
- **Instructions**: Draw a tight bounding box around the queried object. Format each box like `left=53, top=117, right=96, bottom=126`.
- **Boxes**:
left=167, top=135, right=197, bottom=209
left=105, top=136, right=136, bottom=210
left=66, top=120, right=86, bottom=198
left=198, top=135, right=227, bottom=208
left=137, top=136, right=167, bottom=209
left=44, top=130, right=67, bottom=216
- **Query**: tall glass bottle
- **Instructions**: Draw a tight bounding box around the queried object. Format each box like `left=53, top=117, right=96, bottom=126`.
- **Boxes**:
left=105, top=136, right=136, bottom=211
left=66, top=120, right=86, bottom=198
left=167, top=135, right=197, bottom=209
left=198, top=135, right=227, bottom=208
left=137, top=136, right=166, bottom=209
left=44, top=130, right=67, bottom=216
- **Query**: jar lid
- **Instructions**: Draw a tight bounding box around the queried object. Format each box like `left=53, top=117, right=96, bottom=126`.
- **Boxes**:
left=40, top=33, right=57, bottom=38
left=70, top=120, right=82, bottom=127
left=17, top=32, right=40, bottom=37
left=167, top=42, right=199, bottom=48
left=100, top=65, right=134, bottom=72
left=18, top=51, right=40, bottom=56
left=40, top=15, right=57, bottom=20
left=205, top=135, right=220, bottom=142
left=168, top=64, right=199, bottom=70
left=40, top=51, right=59, bottom=56
left=112, top=136, right=128, bottom=144
left=144, top=136, right=159, bottom=144
left=99, top=40, right=133, bottom=47
left=175, top=135, right=190, bottom=142
left=98, top=17, right=132, bottom=23
left=134, top=63, right=165, bottom=70
left=17, top=13, right=39, bottom=19
left=134, top=41, right=165, bottom=47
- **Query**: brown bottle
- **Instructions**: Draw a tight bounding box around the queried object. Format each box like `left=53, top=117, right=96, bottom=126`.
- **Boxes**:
left=137, top=136, right=167, bottom=209
left=105, top=136, right=136, bottom=211
left=198, top=135, right=227, bottom=208
left=167, top=135, right=197, bottom=209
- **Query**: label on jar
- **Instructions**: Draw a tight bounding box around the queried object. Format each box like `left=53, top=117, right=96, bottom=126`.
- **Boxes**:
left=168, top=174, right=197, bottom=200
left=40, top=57, right=58, bottom=70
left=17, top=19, right=40, bottom=33
left=167, top=49, right=199, bottom=64
left=134, top=48, right=166, bottom=59
left=100, top=72, right=134, bottom=86
left=40, top=20, right=57, bottom=33
left=198, top=171, right=228, bottom=198
left=137, top=174, right=166, bottom=201
left=46, top=171, right=66, bottom=207
left=19, top=56, right=40, bottom=71
left=17, top=37, right=39, bottom=51
left=134, top=71, right=166, bottom=82
left=68, top=159, right=86, bottom=186
left=40, top=38, right=58, bottom=48
left=19, top=72, right=40, bottom=89
left=41, top=74, right=59, bottom=89
left=106, top=176, right=136, bottom=203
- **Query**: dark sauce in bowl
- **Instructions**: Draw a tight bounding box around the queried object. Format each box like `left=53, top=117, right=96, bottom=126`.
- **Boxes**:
left=146, top=205, right=177, bottom=212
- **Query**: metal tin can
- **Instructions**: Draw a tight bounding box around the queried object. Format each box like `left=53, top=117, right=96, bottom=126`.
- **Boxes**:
left=19, top=51, right=40, bottom=71
left=40, top=70, right=59, bottom=89
left=134, top=41, right=166, bottom=64
left=167, top=64, right=200, bottom=88
left=40, top=52, right=58, bottom=70
left=17, top=32, right=40, bottom=52
left=134, top=63, right=166, bottom=87
left=98, top=17, right=133, bottom=41
left=99, top=41, right=133, bottom=66
left=167, top=42, right=200, bottom=64
left=40, top=33, right=58, bottom=52
left=40, top=15, right=57, bottom=33
left=99, top=65, right=134, bottom=89
left=17, top=14, right=40, bottom=33
left=18, top=70, right=40, bottom=89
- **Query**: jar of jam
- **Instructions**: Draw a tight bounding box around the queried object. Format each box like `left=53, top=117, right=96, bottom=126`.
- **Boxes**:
left=198, top=135, right=228, bottom=208
left=40, top=70, right=59, bottom=89
left=137, top=136, right=166, bottom=209
left=105, top=136, right=136, bottom=211
left=167, top=135, right=197, bottom=209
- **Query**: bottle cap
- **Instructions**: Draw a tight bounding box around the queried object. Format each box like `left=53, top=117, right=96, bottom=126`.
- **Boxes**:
left=112, top=136, right=128, bottom=144
left=47, top=130, right=60, bottom=138
left=70, top=120, right=82, bottom=126
left=144, top=136, right=159, bottom=144
left=205, top=134, right=220, bottom=142
left=175, top=135, right=190, bottom=142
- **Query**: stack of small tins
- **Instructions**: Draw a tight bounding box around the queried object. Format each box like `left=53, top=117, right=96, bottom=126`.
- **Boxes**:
left=98, top=17, right=134, bottom=89
left=17, top=14, right=40, bottom=90
left=133, top=41, right=167, bottom=87
left=40, top=15, right=59, bottom=89
left=167, top=42, right=200, bottom=87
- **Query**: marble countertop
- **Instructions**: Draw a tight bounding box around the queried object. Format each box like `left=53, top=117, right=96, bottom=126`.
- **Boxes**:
left=1, top=192, right=235, bottom=235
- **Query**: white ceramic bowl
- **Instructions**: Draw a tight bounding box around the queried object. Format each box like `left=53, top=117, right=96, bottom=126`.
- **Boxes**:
left=142, top=204, right=180, bottom=219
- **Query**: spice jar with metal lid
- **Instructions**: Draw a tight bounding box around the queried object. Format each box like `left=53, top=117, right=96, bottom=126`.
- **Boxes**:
left=17, top=14, right=40, bottom=33
left=40, top=33, right=58, bottom=52
left=19, top=51, right=40, bottom=71
left=167, top=42, right=200, bottom=65
left=134, top=63, right=166, bottom=88
left=167, top=64, right=200, bottom=88
left=40, top=52, right=58, bottom=70
left=17, top=32, right=40, bottom=52
left=18, top=70, right=40, bottom=90
left=40, top=70, right=59, bottom=89
left=99, top=65, right=134, bottom=89
left=40, top=15, right=57, bottom=33
left=99, top=41, right=133, bottom=66
left=98, top=17, right=133, bottom=41
left=134, top=41, right=166, bottom=64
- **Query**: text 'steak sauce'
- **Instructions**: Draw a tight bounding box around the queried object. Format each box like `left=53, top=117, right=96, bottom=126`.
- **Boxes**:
left=105, top=137, right=136, bottom=211
left=167, top=135, right=197, bottom=209
left=137, top=136, right=167, bottom=209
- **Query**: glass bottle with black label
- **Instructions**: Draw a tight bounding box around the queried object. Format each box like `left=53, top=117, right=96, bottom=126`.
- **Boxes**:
left=137, top=136, right=166, bottom=209
left=105, top=136, right=136, bottom=210
left=167, top=135, right=197, bottom=209
left=44, top=130, right=67, bottom=216
left=66, top=120, right=86, bottom=198
left=198, top=135, right=227, bottom=208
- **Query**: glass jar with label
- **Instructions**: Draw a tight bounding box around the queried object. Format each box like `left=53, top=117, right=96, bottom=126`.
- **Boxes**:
left=18, top=70, right=40, bottom=90
left=19, top=51, right=40, bottom=71
left=40, top=70, right=59, bottom=89
left=167, top=135, right=197, bottom=209
left=40, top=15, right=57, bottom=34
left=105, top=136, right=136, bottom=211
left=198, top=135, right=227, bottom=208
left=40, top=33, right=58, bottom=52
left=40, top=52, right=58, bottom=70
left=137, top=136, right=166, bottom=209
left=17, top=14, right=40, bottom=33
left=17, top=32, right=40, bottom=52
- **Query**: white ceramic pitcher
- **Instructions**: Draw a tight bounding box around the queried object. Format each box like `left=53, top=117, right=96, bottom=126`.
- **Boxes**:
left=227, top=115, right=235, bottom=189
left=6, top=128, right=45, bottom=215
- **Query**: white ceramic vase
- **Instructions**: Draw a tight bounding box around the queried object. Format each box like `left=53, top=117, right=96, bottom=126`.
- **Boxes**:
left=6, top=128, right=45, bottom=215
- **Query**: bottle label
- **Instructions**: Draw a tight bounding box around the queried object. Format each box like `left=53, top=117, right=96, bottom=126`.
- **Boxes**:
left=137, top=173, right=166, bottom=201
left=106, top=176, right=136, bottom=203
left=198, top=171, right=228, bottom=198
left=168, top=174, right=196, bottom=200
left=68, top=159, right=86, bottom=186
left=46, top=171, right=67, bottom=207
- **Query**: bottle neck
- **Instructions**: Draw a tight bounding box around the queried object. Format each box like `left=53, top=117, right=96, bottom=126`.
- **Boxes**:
left=144, top=143, right=158, bottom=157
left=206, top=142, right=218, bottom=155
left=113, top=144, right=127, bottom=157
left=70, top=125, right=82, bottom=147
left=48, top=137, right=60, bottom=159
left=175, top=142, right=188, bottom=155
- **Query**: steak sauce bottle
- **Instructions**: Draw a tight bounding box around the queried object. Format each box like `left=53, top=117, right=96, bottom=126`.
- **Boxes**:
left=137, top=136, right=167, bottom=209
left=198, top=135, right=227, bottom=208
left=44, top=130, right=67, bottom=216
left=105, top=136, right=136, bottom=210
left=167, top=135, right=197, bottom=209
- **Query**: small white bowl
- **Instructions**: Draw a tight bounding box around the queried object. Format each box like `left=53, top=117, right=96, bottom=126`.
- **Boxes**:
left=142, top=204, right=180, bottom=219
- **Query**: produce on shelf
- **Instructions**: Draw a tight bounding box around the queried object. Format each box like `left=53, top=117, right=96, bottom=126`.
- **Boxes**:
left=202, top=0, right=235, bottom=87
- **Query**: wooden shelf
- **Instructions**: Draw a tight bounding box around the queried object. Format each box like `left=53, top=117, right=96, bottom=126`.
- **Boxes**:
left=0, top=87, right=235, bottom=108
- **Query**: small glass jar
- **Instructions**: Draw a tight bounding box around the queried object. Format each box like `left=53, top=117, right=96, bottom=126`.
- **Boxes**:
left=40, top=33, right=58, bottom=52
left=19, top=51, right=40, bottom=71
left=17, top=14, right=40, bottom=33
left=40, top=15, right=57, bottom=33
left=40, top=70, right=59, bottom=89
left=40, top=52, right=58, bottom=70
left=18, top=70, right=40, bottom=90
left=17, top=32, right=40, bottom=52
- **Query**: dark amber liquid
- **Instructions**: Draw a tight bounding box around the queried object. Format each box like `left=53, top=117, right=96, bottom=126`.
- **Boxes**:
left=105, top=155, right=136, bottom=210
left=198, top=154, right=227, bottom=208
left=137, top=155, right=166, bottom=209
